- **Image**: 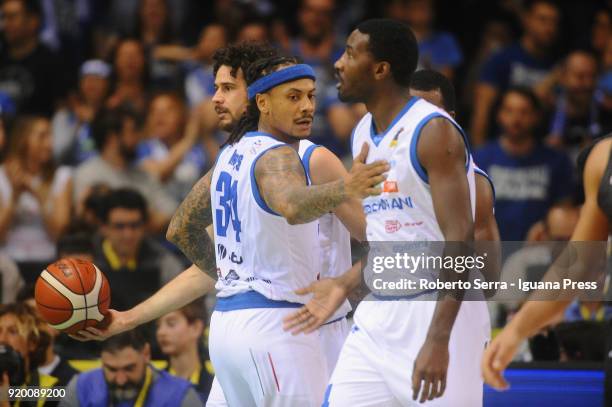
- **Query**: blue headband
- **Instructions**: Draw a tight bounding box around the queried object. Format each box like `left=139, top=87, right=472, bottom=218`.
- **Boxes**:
left=247, top=64, right=316, bottom=100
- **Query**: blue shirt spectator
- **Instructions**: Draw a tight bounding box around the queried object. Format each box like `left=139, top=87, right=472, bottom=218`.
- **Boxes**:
left=418, top=32, right=463, bottom=72
left=564, top=301, right=612, bottom=322
left=474, top=87, right=574, bottom=241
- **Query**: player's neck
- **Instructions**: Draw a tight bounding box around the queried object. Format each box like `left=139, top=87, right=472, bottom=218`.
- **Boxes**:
left=366, top=89, right=413, bottom=134
left=169, top=347, right=201, bottom=379
left=257, top=122, right=300, bottom=147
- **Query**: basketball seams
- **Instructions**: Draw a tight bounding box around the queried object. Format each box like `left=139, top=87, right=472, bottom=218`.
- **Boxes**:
left=69, top=258, right=89, bottom=324
left=36, top=277, right=75, bottom=309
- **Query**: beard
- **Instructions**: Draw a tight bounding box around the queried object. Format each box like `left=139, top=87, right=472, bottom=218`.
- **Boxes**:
left=108, top=378, right=144, bottom=402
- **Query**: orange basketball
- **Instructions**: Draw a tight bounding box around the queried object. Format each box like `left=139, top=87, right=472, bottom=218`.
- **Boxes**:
left=34, top=258, right=111, bottom=335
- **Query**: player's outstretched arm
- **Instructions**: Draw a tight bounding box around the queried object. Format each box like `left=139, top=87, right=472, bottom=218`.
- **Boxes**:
left=71, top=264, right=216, bottom=341
left=308, top=146, right=366, bottom=240
left=255, top=143, right=388, bottom=225
left=482, top=138, right=611, bottom=390
left=412, top=118, right=474, bottom=403
left=166, top=167, right=217, bottom=279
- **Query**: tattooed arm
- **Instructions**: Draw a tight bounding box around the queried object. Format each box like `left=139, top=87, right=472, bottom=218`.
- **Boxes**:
left=255, top=143, right=388, bottom=225
left=166, top=167, right=217, bottom=279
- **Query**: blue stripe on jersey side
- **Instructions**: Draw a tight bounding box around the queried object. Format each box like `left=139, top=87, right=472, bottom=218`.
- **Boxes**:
left=474, top=167, right=496, bottom=203
left=410, top=113, right=472, bottom=184
left=301, top=144, right=320, bottom=184
left=370, top=96, right=420, bottom=146
left=250, top=144, right=286, bottom=216
left=322, top=384, right=332, bottom=407
left=215, top=290, right=302, bottom=311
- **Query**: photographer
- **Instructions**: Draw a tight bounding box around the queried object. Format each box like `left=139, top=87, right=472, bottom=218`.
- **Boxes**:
left=0, top=302, right=56, bottom=407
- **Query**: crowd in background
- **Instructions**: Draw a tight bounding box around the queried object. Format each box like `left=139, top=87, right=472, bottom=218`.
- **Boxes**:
left=0, top=0, right=611, bottom=399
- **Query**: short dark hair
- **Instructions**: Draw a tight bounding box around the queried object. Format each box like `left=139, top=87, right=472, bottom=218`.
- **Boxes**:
left=57, top=233, right=94, bottom=258
left=213, top=41, right=278, bottom=78
left=410, top=69, right=456, bottom=112
left=90, top=107, right=143, bottom=152
left=356, top=19, right=418, bottom=87
left=100, top=188, right=148, bottom=224
left=503, top=86, right=541, bottom=112
left=101, top=329, right=147, bottom=354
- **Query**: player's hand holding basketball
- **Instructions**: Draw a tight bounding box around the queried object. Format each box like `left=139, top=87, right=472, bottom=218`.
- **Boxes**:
left=481, top=325, right=521, bottom=390
left=69, top=309, right=136, bottom=342
left=283, top=278, right=348, bottom=334
left=345, top=143, right=389, bottom=198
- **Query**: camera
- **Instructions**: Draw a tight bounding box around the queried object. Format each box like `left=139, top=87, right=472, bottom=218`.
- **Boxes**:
left=0, top=344, right=25, bottom=386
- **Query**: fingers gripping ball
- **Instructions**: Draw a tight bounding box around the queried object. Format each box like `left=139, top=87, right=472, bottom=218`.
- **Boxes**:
left=34, top=259, right=111, bottom=334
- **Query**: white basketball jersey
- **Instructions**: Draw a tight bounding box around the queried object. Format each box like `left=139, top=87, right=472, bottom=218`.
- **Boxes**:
left=350, top=98, right=489, bottom=339
left=351, top=97, right=476, bottom=242
left=298, top=140, right=352, bottom=320
left=211, top=132, right=319, bottom=303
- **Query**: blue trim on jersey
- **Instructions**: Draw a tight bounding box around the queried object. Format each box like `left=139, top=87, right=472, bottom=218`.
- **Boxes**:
left=322, top=384, right=332, bottom=407
left=372, top=288, right=437, bottom=301
left=301, top=144, right=320, bottom=184
left=409, top=113, right=472, bottom=184
left=474, top=166, right=496, bottom=202
left=370, top=97, right=420, bottom=146
left=215, top=290, right=302, bottom=311
left=250, top=144, right=286, bottom=216
left=322, top=315, right=346, bottom=326
left=213, top=144, right=230, bottom=167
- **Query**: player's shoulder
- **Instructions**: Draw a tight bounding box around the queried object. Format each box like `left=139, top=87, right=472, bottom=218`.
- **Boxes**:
left=583, top=136, right=612, bottom=182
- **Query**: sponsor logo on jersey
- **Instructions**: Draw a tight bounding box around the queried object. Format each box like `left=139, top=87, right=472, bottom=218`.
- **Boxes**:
left=363, top=196, right=414, bottom=214
left=225, top=270, right=239, bottom=282
left=217, top=244, right=227, bottom=259
left=389, top=127, right=404, bottom=148
left=385, top=220, right=402, bottom=233
left=230, top=252, right=243, bottom=264
left=383, top=180, right=399, bottom=192
left=229, top=150, right=244, bottom=171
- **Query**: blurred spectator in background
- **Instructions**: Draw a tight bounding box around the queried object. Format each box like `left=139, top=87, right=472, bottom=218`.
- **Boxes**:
left=591, top=8, right=611, bottom=61
left=0, top=116, right=72, bottom=263
left=474, top=87, right=573, bottom=241
left=156, top=299, right=213, bottom=401
left=545, top=51, right=602, bottom=158
left=93, top=188, right=182, bottom=284
left=57, top=232, right=94, bottom=262
left=184, top=23, right=227, bottom=108
left=290, top=0, right=360, bottom=158
left=61, top=329, right=201, bottom=407
left=385, top=0, right=462, bottom=79
left=16, top=284, right=79, bottom=389
left=237, top=18, right=270, bottom=43
left=0, top=0, right=66, bottom=116
left=135, top=0, right=184, bottom=91
left=597, top=70, right=612, bottom=136
left=0, top=254, right=22, bottom=304
left=73, top=107, right=177, bottom=233
left=565, top=300, right=612, bottom=323
left=471, top=0, right=560, bottom=146
left=76, top=183, right=110, bottom=232
left=106, top=39, right=148, bottom=114
left=138, top=92, right=212, bottom=202
left=52, top=60, right=111, bottom=166
left=0, top=303, right=58, bottom=398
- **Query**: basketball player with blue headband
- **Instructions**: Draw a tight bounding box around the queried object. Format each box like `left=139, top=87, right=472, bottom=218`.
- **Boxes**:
left=72, top=48, right=383, bottom=406
left=203, top=57, right=387, bottom=406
